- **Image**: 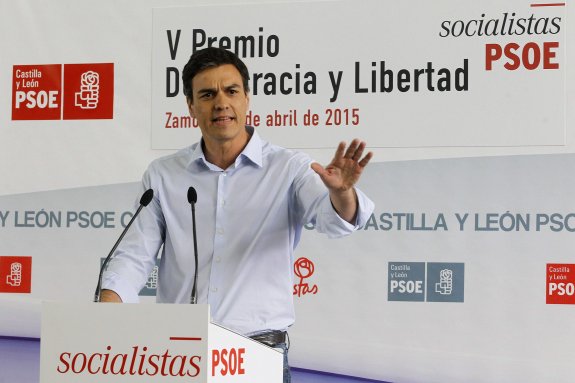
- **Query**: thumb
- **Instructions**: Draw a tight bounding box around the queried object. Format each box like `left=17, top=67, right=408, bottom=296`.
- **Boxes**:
left=310, top=162, right=325, bottom=176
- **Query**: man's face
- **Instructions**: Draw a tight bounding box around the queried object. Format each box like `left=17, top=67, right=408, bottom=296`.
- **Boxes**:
left=187, top=64, right=250, bottom=146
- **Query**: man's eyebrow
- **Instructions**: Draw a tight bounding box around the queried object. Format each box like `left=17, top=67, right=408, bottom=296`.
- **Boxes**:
left=197, top=87, right=216, bottom=95
left=196, top=83, right=241, bottom=95
left=224, top=83, right=241, bottom=90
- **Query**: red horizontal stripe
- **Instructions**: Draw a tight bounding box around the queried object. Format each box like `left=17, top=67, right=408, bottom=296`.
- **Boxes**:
left=531, top=3, right=566, bottom=6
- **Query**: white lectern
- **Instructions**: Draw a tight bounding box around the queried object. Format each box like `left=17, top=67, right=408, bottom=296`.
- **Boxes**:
left=40, top=302, right=282, bottom=382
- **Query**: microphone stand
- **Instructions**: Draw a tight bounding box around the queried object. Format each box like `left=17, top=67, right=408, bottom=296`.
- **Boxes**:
left=93, top=189, right=154, bottom=302
left=188, top=187, right=199, bottom=304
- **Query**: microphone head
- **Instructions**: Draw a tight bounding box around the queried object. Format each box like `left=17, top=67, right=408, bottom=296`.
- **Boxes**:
left=140, top=189, right=154, bottom=206
left=187, top=187, right=197, bottom=204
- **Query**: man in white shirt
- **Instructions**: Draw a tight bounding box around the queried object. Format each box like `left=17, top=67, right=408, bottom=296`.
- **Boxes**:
left=101, top=47, right=374, bottom=383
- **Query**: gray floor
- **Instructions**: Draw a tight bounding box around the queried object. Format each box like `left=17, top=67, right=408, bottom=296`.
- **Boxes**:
left=0, top=337, right=388, bottom=383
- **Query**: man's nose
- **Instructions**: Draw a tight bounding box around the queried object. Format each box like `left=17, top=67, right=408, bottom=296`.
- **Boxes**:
left=213, top=93, right=230, bottom=109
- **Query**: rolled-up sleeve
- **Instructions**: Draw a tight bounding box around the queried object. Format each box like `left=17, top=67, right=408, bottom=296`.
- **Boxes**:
left=313, top=186, right=374, bottom=237
left=101, top=167, right=165, bottom=303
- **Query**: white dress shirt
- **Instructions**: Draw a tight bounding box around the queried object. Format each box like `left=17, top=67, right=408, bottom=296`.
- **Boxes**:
left=102, top=127, right=374, bottom=335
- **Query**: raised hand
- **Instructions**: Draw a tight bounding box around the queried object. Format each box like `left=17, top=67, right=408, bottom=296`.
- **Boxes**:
left=310, top=139, right=372, bottom=223
left=311, top=139, right=372, bottom=193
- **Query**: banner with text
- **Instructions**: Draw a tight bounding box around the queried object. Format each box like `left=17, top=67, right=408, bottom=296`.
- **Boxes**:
left=152, top=0, right=566, bottom=149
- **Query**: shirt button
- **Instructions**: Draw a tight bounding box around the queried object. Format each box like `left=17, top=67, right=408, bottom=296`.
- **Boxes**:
left=217, top=228, right=224, bottom=235
left=215, top=257, right=221, bottom=263
left=211, top=287, right=218, bottom=293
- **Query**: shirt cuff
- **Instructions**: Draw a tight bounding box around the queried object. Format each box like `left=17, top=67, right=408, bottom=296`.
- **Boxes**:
left=315, top=187, right=374, bottom=237
left=353, top=187, right=375, bottom=228
left=101, top=271, right=141, bottom=303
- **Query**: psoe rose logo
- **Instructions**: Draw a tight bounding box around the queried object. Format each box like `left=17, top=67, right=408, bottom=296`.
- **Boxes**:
left=0, top=256, right=32, bottom=293
left=63, top=63, right=114, bottom=120
left=75, top=71, right=100, bottom=109
left=293, top=257, right=318, bottom=297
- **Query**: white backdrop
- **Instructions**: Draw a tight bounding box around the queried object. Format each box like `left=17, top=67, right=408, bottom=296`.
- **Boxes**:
left=151, top=0, right=565, bottom=149
left=0, top=1, right=573, bottom=382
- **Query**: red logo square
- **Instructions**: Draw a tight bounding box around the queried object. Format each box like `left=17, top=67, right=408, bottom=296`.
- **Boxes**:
left=546, top=264, right=575, bottom=304
left=12, top=64, right=62, bottom=120
left=0, top=256, right=32, bottom=293
left=63, top=63, right=114, bottom=120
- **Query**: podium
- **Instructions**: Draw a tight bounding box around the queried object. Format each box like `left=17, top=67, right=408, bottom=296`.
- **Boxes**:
left=39, top=302, right=283, bottom=382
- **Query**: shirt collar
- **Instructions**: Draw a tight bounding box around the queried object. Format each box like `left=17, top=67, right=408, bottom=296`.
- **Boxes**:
left=188, top=126, right=263, bottom=170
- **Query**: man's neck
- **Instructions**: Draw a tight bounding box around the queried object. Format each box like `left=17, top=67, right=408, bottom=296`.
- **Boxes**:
left=202, top=132, right=251, bottom=170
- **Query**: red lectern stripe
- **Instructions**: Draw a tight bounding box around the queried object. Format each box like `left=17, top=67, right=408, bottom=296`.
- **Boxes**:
left=530, top=3, right=566, bottom=6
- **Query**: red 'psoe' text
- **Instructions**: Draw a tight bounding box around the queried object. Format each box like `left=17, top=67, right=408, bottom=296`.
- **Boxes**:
left=211, top=348, right=245, bottom=377
left=485, top=42, right=559, bottom=70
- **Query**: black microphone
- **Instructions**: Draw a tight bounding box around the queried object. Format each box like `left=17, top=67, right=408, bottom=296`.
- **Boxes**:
left=187, top=186, right=199, bottom=304
left=93, top=189, right=154, bottom=302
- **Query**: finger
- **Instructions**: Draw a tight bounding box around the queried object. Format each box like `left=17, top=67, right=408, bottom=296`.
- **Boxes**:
left=352, top=141, right=366, bottom=161
left=343, top=139, right=360, bottom=159
left=358, top=151, right=373, bottom=168
left=333, top=141, right=346, bottom=161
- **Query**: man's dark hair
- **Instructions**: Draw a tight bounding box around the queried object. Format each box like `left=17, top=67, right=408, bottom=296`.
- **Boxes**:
left=182, top=47, right=250, bottom=101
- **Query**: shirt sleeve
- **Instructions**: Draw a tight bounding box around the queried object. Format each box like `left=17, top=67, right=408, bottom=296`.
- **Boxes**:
left=101, top=168, right=166, bottom=303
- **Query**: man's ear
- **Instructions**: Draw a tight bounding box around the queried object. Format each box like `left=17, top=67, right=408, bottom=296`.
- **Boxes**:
left=187, top=97, right=196, bottom=118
